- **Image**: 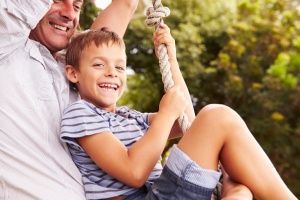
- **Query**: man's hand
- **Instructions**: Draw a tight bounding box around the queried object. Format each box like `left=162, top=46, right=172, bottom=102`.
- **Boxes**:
left=221, top=164, right=253, bottom=200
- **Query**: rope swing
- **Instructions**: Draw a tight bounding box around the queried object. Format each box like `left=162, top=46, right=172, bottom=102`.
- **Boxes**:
left=145, top=1, right=222, bottom=199
left=145, top=0, right=191, bottom=133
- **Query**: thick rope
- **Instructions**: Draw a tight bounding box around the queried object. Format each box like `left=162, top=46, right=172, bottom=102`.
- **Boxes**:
left=145, top=2, right=222, bottom=199
left=145, top=0, right=191, bottom=133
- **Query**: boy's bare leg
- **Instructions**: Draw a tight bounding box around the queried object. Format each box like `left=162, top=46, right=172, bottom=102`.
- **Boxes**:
left=177, top=104, right=297, bottom=200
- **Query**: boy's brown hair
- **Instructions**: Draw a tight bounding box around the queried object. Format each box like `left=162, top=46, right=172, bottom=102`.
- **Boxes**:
left=65, top=27, right=126, bottom=70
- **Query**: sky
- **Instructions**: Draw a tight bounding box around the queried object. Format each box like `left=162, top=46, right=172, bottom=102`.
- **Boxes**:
left=95, top=0, right=112, bottom=9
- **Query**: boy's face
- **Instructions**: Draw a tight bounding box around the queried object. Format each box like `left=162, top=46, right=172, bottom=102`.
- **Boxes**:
left=74, top=42, right=127, bottom=112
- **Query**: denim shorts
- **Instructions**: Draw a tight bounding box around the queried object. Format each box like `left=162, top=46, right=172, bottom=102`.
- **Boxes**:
left=123, top=145, right=222, bottom=200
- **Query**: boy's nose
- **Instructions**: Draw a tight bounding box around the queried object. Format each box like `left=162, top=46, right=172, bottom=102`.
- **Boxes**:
left=105, top=67, right=118, bottom=77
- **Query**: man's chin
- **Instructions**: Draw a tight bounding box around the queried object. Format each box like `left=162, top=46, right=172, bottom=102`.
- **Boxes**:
left=48, top=40, right=69, bottom=53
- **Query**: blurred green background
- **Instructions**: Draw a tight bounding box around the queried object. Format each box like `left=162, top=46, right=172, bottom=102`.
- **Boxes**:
left=80, top=0, right=300, bottom=197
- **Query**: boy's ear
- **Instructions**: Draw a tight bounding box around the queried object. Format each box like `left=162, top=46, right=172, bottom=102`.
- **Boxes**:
left=65, top=65, right=78, bottom=83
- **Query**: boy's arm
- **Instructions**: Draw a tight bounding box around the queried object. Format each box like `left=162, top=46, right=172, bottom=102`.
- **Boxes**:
left=153, top=24, right=195, bottom=139
left=77, top=86, right=188, bottom=188
left=90, top=0, right=139, bottom=38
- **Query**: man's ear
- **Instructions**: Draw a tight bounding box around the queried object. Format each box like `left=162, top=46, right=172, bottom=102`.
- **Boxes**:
left=65, top=65, right=78, bottom=83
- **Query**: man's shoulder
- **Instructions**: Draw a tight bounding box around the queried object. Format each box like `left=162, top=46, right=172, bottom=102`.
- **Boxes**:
left=55, top=51, right=66, bottom=64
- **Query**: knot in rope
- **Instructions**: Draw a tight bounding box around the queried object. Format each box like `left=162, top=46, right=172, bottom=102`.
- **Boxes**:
left=145, top=0, right=190, bottom=133
left=145, top=0, right=170, bottom=30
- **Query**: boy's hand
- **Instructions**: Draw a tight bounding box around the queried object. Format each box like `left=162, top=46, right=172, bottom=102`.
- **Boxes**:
left=153, top=23, right=177, bottom=61
left=158, top=85, right=188, bottom=120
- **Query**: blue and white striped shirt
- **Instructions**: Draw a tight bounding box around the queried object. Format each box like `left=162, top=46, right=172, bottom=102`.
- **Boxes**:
left=61, top=100, right=163, bottom=199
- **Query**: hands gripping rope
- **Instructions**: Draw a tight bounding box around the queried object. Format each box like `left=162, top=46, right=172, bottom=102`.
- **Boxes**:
left=145, top=0, right=191, bottom=133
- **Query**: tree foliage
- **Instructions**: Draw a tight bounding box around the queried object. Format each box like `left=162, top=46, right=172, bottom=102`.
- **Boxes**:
left=79, top=0, right=100, bottom=30
left=209, top=0, right=300, bottom=195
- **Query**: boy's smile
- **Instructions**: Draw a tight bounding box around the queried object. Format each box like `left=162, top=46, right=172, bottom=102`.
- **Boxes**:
left=74, top=42, right=127, bottom=112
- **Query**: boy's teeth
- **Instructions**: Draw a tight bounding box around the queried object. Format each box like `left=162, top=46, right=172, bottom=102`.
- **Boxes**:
left=100, top=84, right=117, bottom=88
left=99, top=83, right=118, bottom=91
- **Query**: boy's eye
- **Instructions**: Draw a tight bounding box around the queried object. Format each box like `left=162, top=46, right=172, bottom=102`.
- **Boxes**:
left=94, top=63, right=104, bottom=67
left=116, top=66, right=125, bottom=71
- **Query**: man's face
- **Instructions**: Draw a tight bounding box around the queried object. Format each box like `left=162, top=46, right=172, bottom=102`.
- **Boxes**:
left=29, top=0, right=83, bottom=54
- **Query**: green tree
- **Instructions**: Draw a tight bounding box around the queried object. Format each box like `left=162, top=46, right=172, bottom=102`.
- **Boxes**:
left=209, top=0, right=300, bottom=195
left=79, top=0, right=100, bottom=30
left=123, top=0, right=237, bottom=112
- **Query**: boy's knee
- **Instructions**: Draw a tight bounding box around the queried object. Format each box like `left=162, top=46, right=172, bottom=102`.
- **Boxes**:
left=198, top=104, right=233, bottom=117
left=196, top=104, right=243, bottom=127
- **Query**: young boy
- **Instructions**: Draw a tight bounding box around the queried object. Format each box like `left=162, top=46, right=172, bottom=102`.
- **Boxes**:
left=61, top=26, right=297, bottom=200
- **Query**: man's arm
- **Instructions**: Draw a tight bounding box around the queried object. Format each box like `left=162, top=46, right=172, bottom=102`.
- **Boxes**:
left=90, top=0, right=139, bottom=38
left=0, top=1, right=50, bottom=59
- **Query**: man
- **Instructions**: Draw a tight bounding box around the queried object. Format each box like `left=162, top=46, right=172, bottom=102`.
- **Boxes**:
left=0, top=0, right=138, bottom=199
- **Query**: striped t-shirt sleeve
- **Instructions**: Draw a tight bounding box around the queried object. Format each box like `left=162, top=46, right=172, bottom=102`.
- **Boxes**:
left=61, top=101, right=110, bottom=149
